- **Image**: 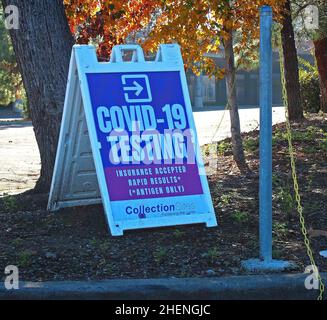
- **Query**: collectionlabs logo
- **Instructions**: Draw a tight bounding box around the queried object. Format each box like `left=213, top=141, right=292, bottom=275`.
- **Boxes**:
left=126, top=204, right=175, bottom=218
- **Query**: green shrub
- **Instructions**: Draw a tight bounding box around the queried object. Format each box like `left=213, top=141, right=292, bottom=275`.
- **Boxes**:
left=231, top=210, right=249, bottom=224
left=299, top=58, right=320, bottom=113
left=153, top=248, right=167, bottom=264
left=205, top=247, right=220, bottom=263
left=275, top=186, right=295, bottom=218
left=243, top=137, right=259, bottom=152
left=216, top=141, right=231, bottom=156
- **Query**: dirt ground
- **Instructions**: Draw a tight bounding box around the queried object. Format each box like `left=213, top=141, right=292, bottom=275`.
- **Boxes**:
left=0, top=114, right=326, bottom=282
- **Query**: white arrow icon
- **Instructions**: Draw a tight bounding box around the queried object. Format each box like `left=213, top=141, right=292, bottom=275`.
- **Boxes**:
left=121, top=74, right=152, bottom=103
left=124, top=81, right=143, bottom=96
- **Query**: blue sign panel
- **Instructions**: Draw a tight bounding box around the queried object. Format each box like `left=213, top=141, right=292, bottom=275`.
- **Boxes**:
left=86, top=70, right=204, bottom=204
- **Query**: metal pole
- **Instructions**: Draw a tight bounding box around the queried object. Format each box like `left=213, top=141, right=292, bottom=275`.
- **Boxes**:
left=259, top=5, right=273, bottom=262
left=242, top=6, right=294, bottom=271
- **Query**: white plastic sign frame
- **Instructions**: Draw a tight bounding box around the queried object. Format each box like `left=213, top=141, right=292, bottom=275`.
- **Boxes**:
left=48, top=44, right=217, bottom=236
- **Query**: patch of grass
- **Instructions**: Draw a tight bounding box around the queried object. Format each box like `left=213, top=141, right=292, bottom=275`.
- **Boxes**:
left=272, top=248, right=283, bottom=260
left=292, top=128, right=316, bottom=142
left=213, top=183, right=223, bottom=194
left=89, top=238, right=111, bottom=252
left=173, top=229, right=185, bottom=239
left=96, top=257, right=114, bottom=274
left=272, top=130, right=287, bottom=145
left=243, top=137, right=259, bottom=152
left=275, top=186, right=295, bottom=218
left=231, top=210, right=249, bottom=224
left=272, top=127, right=315, bottom=145
left=248, top=239, right=259, bottom=251
left=272, top=173, right=282, bottom=187
left=153, top=248, right=168, bottom=264
left=306, top=125, right=321, bottom=136
left=319, top=137, right=327, bottom=152
left=89, top=237, right=100, bottom=247
left=290, top=126, right=322, bottom=143
left=99, top=240, right=111, bottom=252
left=205, top=247, right=220, bottom=264
left=2, top=196, right=20, bottom=212
left=303, top=145, right=318, bottom=154
left=219, top=194, right=232, bottom=206
left=273, top=222, right=288, bottom=239
left=216, top=141, right=231, bottom=156
left=101, top=263, right=114, bottom=274
left=12, top=238, right=23, bottom=247
left=202, top=144, right=211, bottom=157
left=306, top=175, right=313, bottom=192
left=17, top=250, right=33, bottom=267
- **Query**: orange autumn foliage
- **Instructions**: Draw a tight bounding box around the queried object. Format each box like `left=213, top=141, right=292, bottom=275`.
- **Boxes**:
left=64, top=0, right=285, bottom=75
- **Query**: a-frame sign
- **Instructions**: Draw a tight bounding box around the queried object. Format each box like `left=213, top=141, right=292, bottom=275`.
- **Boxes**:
left=48, top=44, right=217, bottom=236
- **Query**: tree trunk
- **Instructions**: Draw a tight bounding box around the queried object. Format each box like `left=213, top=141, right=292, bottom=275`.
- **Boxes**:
left=314, top=37, right=327, bottom=113
left=1, top=0, right=74, bottom=192
left=224, top=30, right=249, bottom=174
left=313, top=1, right=327, bottom=113
left=281, top=0, right=303, bottom=120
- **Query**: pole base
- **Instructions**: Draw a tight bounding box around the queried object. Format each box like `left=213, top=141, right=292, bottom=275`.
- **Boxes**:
left=241, top=258, right=297, bottom=272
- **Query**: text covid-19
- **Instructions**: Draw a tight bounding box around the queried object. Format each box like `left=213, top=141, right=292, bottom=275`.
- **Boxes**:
left=96, top=103, right=198, bottom=165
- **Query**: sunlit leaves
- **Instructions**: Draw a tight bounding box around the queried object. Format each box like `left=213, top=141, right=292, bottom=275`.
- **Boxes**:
left=64, top=0, right=286, bottom=76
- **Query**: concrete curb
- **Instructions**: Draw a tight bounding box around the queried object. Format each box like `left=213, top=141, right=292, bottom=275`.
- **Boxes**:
left=0, top=120, right=32, bottom=126
left=0, top=273, right=326, bottom=300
